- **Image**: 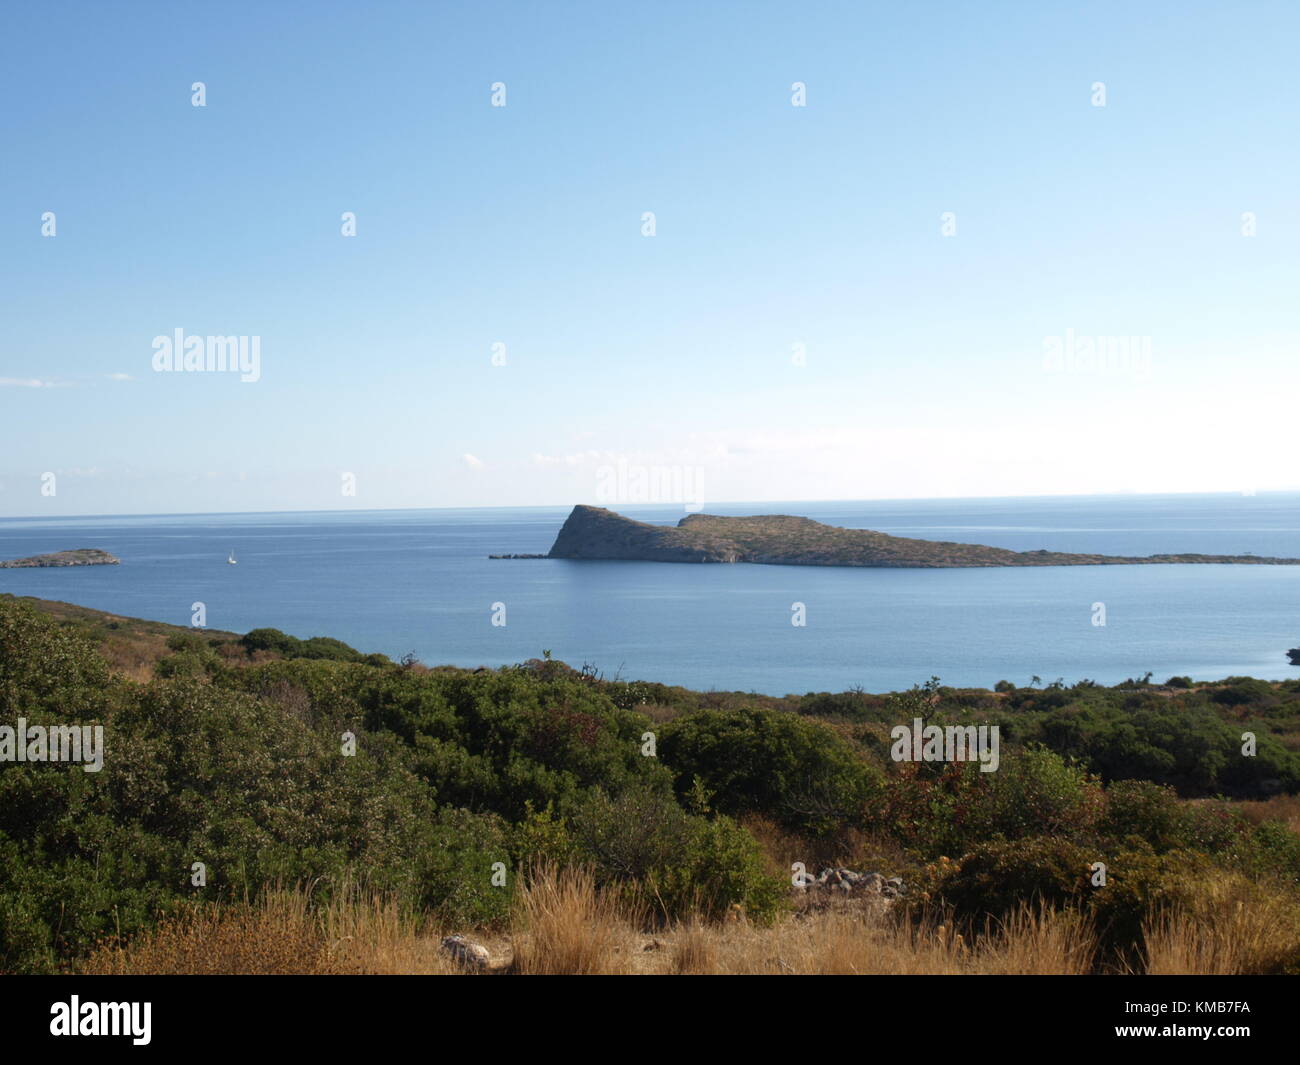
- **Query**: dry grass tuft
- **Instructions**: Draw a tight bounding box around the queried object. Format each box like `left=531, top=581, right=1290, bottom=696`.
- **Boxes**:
left=318, top=886, right=464, bottom=974
left=510, top=865, right=634, bottom=975
left=77, top=887, right=467, bottom=975
left=973, top=903, right=1097, bottom=975
left=79, top=891, right=343, bottom=975
left=670, top=918, right=719, bottom=974
left=1142, top=871, right=1300, bottom=975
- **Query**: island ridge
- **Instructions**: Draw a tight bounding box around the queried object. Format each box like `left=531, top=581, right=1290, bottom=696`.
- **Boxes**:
left=536, top=505, right=1300, bottom=568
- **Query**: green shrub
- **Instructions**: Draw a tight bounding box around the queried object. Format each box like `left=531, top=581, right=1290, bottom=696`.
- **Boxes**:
left=240, top=627, right=301, bottom=656
left=1028, top=699, right=1300, bottom=796
left=512, top=801, right=576, bottom=870
left=934, top=836, right=1094, bottom=922
left=239, top=628, right=364, bottom=662
left=164, top=632, right=210, bottom=655
left=1231, top=819, right=1300, bottom=886
left=1212, top=678, right=1275, bottom=708
left=1100, top=780, right=1248, bottom=853
left=879, top=746, right=1104, bottom=859
left=659, top=706, right=881, bottom=835
left=1087, top=845, right=1211, bottom=961
left=567, top=784, right=784, bottom=922
left=155, top=650, right=217, bottom=679
left=417, top=807, right=514, bottom=926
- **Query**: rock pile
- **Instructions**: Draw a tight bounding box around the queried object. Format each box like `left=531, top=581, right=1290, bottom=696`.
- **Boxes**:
left=796, top=868, right=904, bottom=900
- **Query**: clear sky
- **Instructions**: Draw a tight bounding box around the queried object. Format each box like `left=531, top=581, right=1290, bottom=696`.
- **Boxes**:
left=2, top=0, right=1297, bottom=516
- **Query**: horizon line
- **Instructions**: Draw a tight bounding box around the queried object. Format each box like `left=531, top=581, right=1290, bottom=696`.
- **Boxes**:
left=0, top=487, right=1295, bottom=523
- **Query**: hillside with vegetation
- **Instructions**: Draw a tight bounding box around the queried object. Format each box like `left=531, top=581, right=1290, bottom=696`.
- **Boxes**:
left=3, top=593, right=1300, bottom=974
left=545, top=505, right=1300, bottom=568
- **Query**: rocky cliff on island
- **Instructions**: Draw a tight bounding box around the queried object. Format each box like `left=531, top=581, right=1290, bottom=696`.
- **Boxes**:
left=541, top=505, right=1300, bottom=569
left=0, top=549, right=120, bottom=569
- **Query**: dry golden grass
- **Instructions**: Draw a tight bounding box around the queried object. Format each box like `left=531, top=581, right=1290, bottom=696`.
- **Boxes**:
left=510, top=865, right=635, bottom=974
left=79, top=891, right=345, bottom=975
left=99, top=634, right=167, bottom=681
left=669, top=918, right=719, bottom=974
left=637, top=702, right=681, bottom=725
left=317, top=886, right=468, bottom=974
left=643, top=903, right=1093, bottom=975
left=75, top=870, right=1297, bottom=976
left=715, top=910, right=931, bottom=975
left=56, top=896, right=1093, bottom=976
left=1141, top=870, right=1300, bottom=975
left=78, top=887, right=470, bottom=975
left=1233, top=793, right=1300, bottom=836
left=973, top=904, right=1097, bottom=975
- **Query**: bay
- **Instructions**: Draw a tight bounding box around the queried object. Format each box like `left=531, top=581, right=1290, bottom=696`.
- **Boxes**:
left=2, top=492, right=1298, bottom=695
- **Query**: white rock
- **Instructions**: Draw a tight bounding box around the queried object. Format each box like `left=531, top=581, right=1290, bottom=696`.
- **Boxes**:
left=441, top=934, right=490, bottom=971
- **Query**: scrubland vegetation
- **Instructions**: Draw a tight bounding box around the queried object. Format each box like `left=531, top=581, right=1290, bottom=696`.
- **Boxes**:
left=3, top=593, right=1300, bottom=975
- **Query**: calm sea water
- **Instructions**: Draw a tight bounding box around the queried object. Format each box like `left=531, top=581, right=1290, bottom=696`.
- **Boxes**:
left=2, top=494, right=1299, bottom=695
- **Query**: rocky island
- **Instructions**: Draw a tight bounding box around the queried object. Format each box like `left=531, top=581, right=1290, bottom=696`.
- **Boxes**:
left=0, top=549, right=120, bottom=569
left=537, top=505, right=1300, bottom=569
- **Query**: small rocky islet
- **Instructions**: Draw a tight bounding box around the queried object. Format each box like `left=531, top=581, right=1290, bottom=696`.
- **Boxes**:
left=0, top=548, right=120, bottom=569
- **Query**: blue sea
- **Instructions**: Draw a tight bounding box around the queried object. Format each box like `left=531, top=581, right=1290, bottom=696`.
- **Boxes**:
left=2, top=494, right=1299, bottom=695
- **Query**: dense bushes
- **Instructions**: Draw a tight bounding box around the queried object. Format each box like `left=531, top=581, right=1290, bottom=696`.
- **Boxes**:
left=1026, top=699, right=1298, bottom=795
left=348, top=664, right=662, bottom=820
left=927, top=837, right=1222, bottom=963
left=929, top=836, right=1094, bottom=920
left=6, top=596, right=1300, bottom=974
left=240, top=627, right=386, bottom=665
left=0, top=625, right=451, bottom=970
left=0, top=603, right=784, bottom=970
left=658, top=707, right=882, bottom=835
left=562, top=784, right=783, bottom=921
left=850, top=678, right=1300, bottom=799
left=1098, top=780, right=1248, bottom=854
left=878, top=747, right=1105, bottom=860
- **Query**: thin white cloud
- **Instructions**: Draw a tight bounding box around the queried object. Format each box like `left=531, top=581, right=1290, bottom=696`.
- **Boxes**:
left=462, top=453, right=485, bottom=470
left=0, top=373, right=132, bottom=387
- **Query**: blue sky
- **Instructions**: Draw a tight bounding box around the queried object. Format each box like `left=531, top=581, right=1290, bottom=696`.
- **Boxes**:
left=2, top=0, right=1297, bottom=516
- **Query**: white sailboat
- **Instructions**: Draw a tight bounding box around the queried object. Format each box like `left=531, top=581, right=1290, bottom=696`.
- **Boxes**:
left=227, top=549, right=237, bottom=565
